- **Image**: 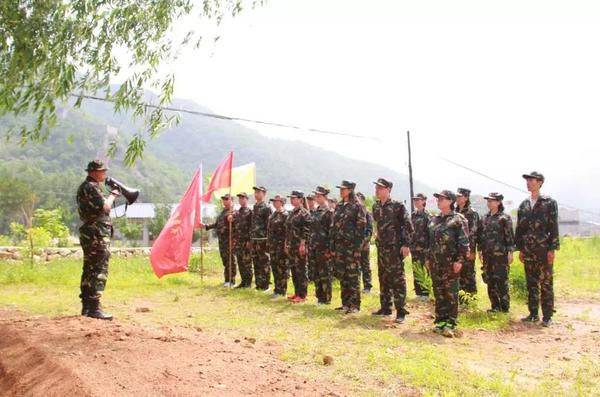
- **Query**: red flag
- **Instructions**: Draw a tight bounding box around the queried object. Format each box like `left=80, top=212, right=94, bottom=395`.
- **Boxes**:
left=150, top=168, right=201, bottom=278
left=202, top=151, right=233, bottom=202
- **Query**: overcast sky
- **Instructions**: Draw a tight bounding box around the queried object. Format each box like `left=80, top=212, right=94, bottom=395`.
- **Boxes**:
left=150, top=0, right=600, bottom=215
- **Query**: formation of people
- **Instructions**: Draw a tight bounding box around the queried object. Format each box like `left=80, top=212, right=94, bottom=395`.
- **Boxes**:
left=201, top=171, right=560, bottom=336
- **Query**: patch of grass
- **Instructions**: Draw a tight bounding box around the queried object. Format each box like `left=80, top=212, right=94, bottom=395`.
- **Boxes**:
left=1, top=237, right=599, bottom=396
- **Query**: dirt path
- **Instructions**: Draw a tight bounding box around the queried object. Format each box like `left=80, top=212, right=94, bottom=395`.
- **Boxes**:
left=0, top=312, right=342, bottom=397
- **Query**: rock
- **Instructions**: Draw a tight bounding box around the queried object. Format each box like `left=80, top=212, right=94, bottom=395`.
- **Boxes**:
left=136, top=307, right=151, bottom=313
left=12, top=251, right=22, bottom=260
left=323, top=355, right=334, bottom=366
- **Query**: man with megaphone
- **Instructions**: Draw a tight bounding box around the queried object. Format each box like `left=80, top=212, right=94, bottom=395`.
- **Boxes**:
left=76, top=160, right=123, bottom=320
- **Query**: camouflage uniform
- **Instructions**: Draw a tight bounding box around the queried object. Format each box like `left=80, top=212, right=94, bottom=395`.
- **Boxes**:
left=515, top=194, right=559, bottom=321
left=372, top=198, right=413, bottom=316
left=286, top=205, right=311, bottom=299
left=307, top=207, right=318, bottom=282
left=77, top=176, right=112, bottom=305
left=233, top=205, right=253, bottom=287
left=205, top=208, right=236, bottom=284
left=251, top=201, right=272, bottom=290
left=411, top=208, right=432, bottom=297
left=426, top=203, right=470, bottom=327
left=310, top=204, right=334, bottom=303
left=331, top=186, right=367, bottom=311
left=457, top=202, right=480, bottom=296
left=359, top=210, right=374, bottom=291
left=268, top=207, right=289, bottom=295
left=477, top=206, right=515, bottom=312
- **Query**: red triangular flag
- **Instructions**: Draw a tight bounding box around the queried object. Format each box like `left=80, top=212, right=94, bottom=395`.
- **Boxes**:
left=202, top=151, right=233, bottom=202
left=150, top=168, right=201, bottom=278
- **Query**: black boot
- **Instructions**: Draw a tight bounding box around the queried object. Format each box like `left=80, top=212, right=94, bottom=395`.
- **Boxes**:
left=81, top=299, right=90, bottom=316
left=86, top=299, right=113, bottom=321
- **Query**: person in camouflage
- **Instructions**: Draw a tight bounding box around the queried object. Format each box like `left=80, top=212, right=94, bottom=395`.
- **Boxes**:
left=251, top=186, right=272, bottom=292
left=76, top=160, right=119, bottom=320
left=456, top=187, right=480, bottom=301
left=477, top=193, right=515, bottom=313
left=425, top=190, right=470, bottom=336
left=331, top=180, right=367, bottom=314
left=411, top=193, right=432, bottom=300
left=233, top=192, right=253, bottom=288
left=306, top=193, right=317, bottom=283
left=205, top=194, right=236, bottom=287
left=268, top=195, right=289, bottom=297
left=285, top=191, right=311, bottom=303
left=356, top=192, right=373, bottom=293
left=371, top=178, right=413, bottom=324
left=515, top=171, right=560, bottom=327
left=310, top=186, right=334, bottom=304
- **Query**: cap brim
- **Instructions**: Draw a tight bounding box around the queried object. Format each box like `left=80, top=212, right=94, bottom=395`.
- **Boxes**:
left=412, top=196, right=425, bottom=200
left=522, top=174, right=543, bottom=180
left=433, top=193, right=449, bottom=199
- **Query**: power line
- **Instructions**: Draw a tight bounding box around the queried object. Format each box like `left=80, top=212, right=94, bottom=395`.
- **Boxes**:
left=441, top=157, right=600, bottom=217
left=71, top=93, right=380, bottom=141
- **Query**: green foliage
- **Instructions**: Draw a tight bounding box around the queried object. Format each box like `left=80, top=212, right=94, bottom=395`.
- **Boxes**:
left=32, top=209, right=69, bottom=240
left=411, top=260, right=433, bottom=296
left=0, top=0, right=260, bottom=165
left=0, top=235, right=11, bottom=246
left=148, top=204, right=171, bottom=240
left=113, top=217, right=142, bottom=242
left=458, top=290, right=480, bottom=310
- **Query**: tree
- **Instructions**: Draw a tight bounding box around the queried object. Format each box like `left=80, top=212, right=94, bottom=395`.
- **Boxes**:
left=0, top=0, right=261, bottom=165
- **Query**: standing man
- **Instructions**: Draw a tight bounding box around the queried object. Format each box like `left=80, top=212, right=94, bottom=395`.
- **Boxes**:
left=285, top=191, right=311, bottom=303
left=251, top=186, right=272, bottom=292
left=204, top=194, right=236, bottom=287
left=515, top=172, right=559, bottom=327
left=356, top=192, right=374, bottom=294
left=411, top=193, right=432, bottom=301
left=330, top=180, right=366, bottom=314
left=306, top=193, right=317, bottom=283
left=233, top=192, right=253, bottom=288
left=268, top=195, right=289, bottom=297
left=310, top=186, right=334, bottom=305
left=456, top=187, right=480, bottom=301
left=77, top=160, right=119, bottom=320
left=371, top=178, right=413, bottom=324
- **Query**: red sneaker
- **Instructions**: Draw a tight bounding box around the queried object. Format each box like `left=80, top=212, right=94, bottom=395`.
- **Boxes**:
left=287, top=294, right=297, bottom=300
left=292, top=296, right=306, bottom=303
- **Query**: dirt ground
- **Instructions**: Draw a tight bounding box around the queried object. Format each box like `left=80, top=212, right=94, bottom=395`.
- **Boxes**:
left=0, top=311, right=342, bottom=397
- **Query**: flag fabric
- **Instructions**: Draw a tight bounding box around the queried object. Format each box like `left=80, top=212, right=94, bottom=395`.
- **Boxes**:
left=202, top=152, right=233, bottom=202
left=150, top=168, right=202, bottom=278
left=212, top=162, right=256, bottom=200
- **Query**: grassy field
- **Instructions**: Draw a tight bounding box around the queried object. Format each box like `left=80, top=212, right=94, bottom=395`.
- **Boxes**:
left=1, top=237, right=599, bottom=396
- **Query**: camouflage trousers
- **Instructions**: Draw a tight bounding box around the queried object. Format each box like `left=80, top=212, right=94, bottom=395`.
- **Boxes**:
left=376, top=244, right=408, bottom=315
left=459, top=256, right=478, bottom=299
left=523, top=250, right=554, bottom=319
left=431, top=264, right=460, bottom=326
left=333, top=242, right=361, bottom=310
left=360, top=246, right=373, bottom=290
left=235, top=241, right=253, bottom=287
left=288, top=246, right=308, bottom=299
left=482, top=255, right=510, bottom=312
left=251, top=239, right=271, bottom=290
left=79, top=226, right=110, bottom=301
left=269, top=243, right=289, bottom=295
left=313, top=248, right=333, bottom=303
left=218, top=238, right=237, bottom=283
left=307, top=245, right=317, bottom=282
left=411, top=250, right=430, bottom=297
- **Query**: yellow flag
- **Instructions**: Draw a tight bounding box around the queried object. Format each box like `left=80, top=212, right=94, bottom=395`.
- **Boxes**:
left=213, top=162, right=256, bottom=199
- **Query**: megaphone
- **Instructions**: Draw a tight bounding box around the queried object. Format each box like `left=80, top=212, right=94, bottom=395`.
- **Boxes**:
left=105, top=176, right=140, bottom=205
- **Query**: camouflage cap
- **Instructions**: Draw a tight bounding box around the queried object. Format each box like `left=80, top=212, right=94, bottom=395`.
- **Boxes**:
left=456, top=187, right=471, bottom=197
left=287, top=190, right=305, bottom=198
left=373, top=178, right=393, bottom=189
left=236, top=192, right=249, bottom=199
left=356, top=192, right=366, bottom=201
left=484, top=192, right=504, bottom=201
left=220, top=194, right=232, bottom=200
left=522, top=171, right=545, bottom=182
left=307, top=193, right=316, bottom=200
left=252, top=186, right=267, bottom=192
left=336, top=180, right=356, bottom=190
left=412, top=193, right=428, bottom=200
left=433, top=190, right=457, bottom=202
left=313, top=186, right=330, bottom=196
left=269, top=194, right=286, bottom=204
left=85, top=159, right=108, bottom=172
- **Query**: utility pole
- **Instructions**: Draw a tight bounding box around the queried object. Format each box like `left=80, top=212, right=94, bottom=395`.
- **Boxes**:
left=407, top=131, right=415, bottom=213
